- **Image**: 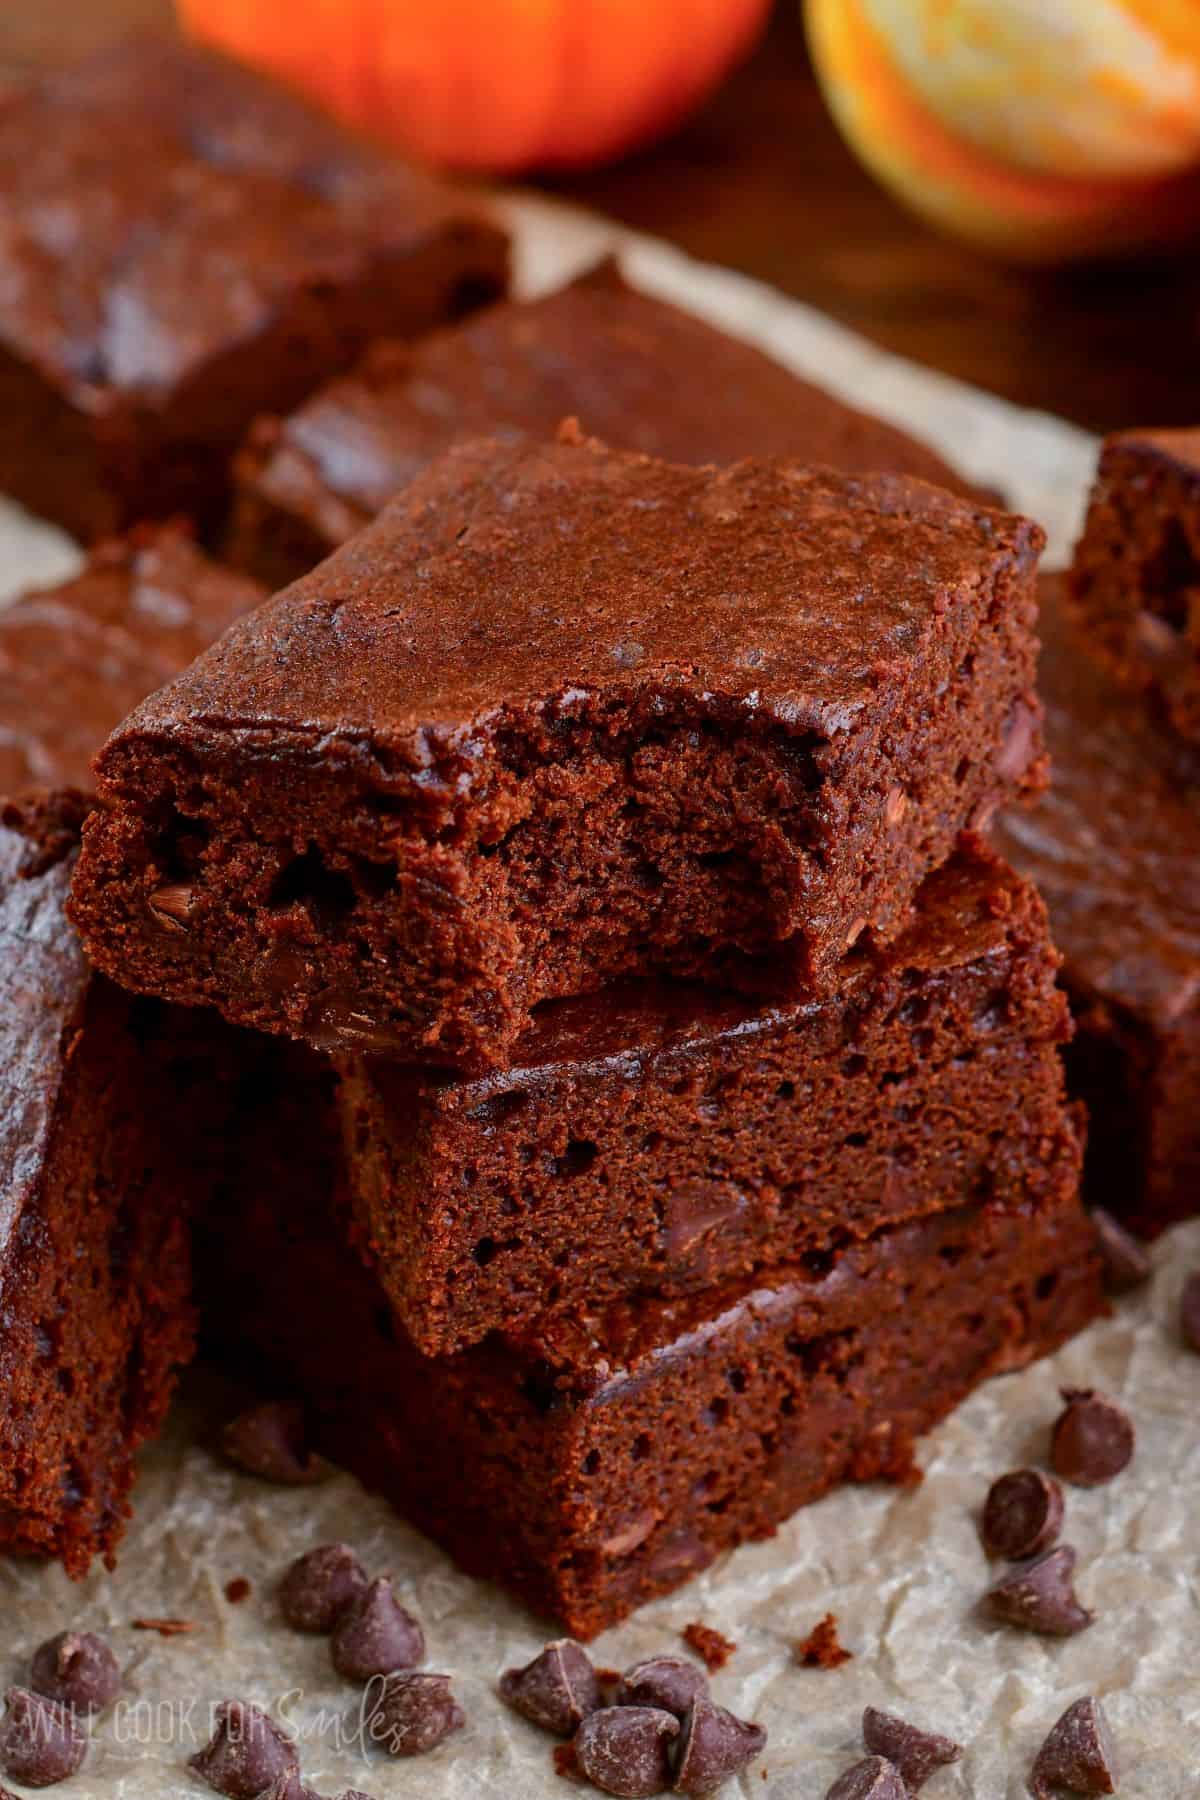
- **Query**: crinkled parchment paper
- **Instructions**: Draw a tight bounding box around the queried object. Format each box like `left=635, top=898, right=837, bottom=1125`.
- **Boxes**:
left=1, top=197, right=1194, bottom=1799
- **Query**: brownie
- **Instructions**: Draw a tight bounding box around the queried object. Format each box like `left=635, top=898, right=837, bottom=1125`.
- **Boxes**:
left=994, top=576, right=1200, bottom=1236
left=71, top=433, right=1047, bottom=1072
left=340, top=841, right=1079, bottom=1354
left=209, top=1097, right=1102, bottom=1638
left=0, top=525, right=264, bottom=800
left=0, top=799, right=224, bottom=1573
left=0, top=533, right=266, bottom=1571
left=1069, top=428, right=1200, bottom=746
left=228, top=261, right=979, bottom=590
left=0, top=35, right=508, bottom=543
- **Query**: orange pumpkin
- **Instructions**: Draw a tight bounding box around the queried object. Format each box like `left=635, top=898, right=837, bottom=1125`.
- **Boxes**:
left=176, top=0, right=772, bottom=174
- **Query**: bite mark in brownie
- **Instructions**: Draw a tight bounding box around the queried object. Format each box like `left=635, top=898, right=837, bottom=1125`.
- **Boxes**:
left=228, top=260, right=982, bottom=590
left=993, top=576, right=1200, bottom=1235
left=72, top=434, right=1047, bottom=1071
left=339, top=842, right=1078, bottom=1353
left=207, top=1103, right=1101, bottom=1638
left=1069, top=428, right=1200, bottom=746
left=0, top=35, right=508, bottom=543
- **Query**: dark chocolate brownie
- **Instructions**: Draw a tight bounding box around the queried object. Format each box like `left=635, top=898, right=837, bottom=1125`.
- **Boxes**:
left=0, top=36, right=508, bottom=543
left=71, top=433, right=1046, bottom=1071
left=208, top=1105, right=1102, bottom=1638
left=994, top=577, right=1200, bottom=1237
left=1069, top=429, right=1200, bottom=746
left=0, top=526, right=264, bottom=800
left=0, top=799, right=222, bottom=1573
left=340, top=841, right=1079, bottom=1353
left=228, top=261, right=980, bottom=590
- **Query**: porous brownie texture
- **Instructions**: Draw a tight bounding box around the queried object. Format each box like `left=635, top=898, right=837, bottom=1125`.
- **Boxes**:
left=339, top=842, right=1078, bottom=1353
left=0, top=802, right=219, bottom=1573
left=72, top=434, right=1047, bottom=1072
left=994, top=576, right=1200, bottom=1236
left=211, top=1134, right=1101, bottom=1638
left=1069, top=428, right=1200, bottom=746
left=228, top=260, right=980, bottom=590
left=0, top=36, right=508, bottom=543
left=0, top=526, right=263, bottom=800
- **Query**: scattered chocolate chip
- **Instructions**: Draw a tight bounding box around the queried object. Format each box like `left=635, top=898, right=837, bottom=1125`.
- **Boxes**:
left=131, top=1617, right=196, bottom=1636
left=0, top=1688, right=87, bottom=1788
left=148, top=883, right=196, bottom=930
left=330, top=1577, right=424, bottom=1682
left=825, top=1756, right=907, bottom=1800
left=861, top=1707, right=963, bottom=1792
left=617, top=1657, right=708, bottom=1720
left=1030, top=1697, right=1119, bottom=1798
left=673, top=1697, right=766, bottom=1795
left=225, top=1579, right=252, bottom=1606
left=680, top=1622, right=735, bottom=1673
left=188, top=1700, right=298, bottom=1800
left=794, top=1613, right=853, bottom=1668
left=1181, top=1271, right=1200, bottom=1353
left=573, top=1707, right=680, bottom=1799
left=1091, top=1210, right=1151, bottom=1293
left=361, top=1672, right=464, bottom=1758
left=981, top=1469, right=1065, bottom=1560
left=222, top=1403, right=326, bottom=1485
left=1050, top=1389, right=1135, bottom=1488
left=253, top=1776, right=320, bottom=1800
left=986, top=1546, right=1093, bottom=1636
left=279, top=1543, right=368, bottom=1634
left=500, top=1640, right=602, bottom=1737
left=30, top=1631, right=121, bottom=1713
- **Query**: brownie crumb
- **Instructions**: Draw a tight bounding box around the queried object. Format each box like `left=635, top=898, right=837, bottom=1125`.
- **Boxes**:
left=224, top=1578, right=252, bottom=1605
left=553, top=1740, right=581, bottom=1782
left=131, top=1618, right=196, bottom=1637
left=794, top=1613, right=853, bottom=1669
left=681, top=1623, right=735, bottom=1672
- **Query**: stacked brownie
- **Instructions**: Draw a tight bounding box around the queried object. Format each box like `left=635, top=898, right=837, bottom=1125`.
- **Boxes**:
left=71, top=431, right=1104, bottom=1634
left=994, top=430, right=1200, bottom=1236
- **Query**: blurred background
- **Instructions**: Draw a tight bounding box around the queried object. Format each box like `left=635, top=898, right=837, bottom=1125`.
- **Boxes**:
left=8, top=0, right=1200, bottom=434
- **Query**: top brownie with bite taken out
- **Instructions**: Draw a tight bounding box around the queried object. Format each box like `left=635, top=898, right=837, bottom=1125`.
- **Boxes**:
left=0, top=35, right=508, bottom=544
left=70, top=429, right=1046, bottom=1073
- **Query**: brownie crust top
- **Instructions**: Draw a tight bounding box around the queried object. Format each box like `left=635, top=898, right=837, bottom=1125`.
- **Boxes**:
left=0, top=35, right=488, bottom=404
left=103, top=432, right=1043, bottom=780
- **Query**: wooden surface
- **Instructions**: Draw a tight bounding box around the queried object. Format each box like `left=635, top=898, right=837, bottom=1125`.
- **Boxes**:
left=5, top=0, right=1198, bottom=436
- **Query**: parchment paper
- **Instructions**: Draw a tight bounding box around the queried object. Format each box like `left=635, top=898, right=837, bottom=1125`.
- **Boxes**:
left=0, top=196, right=1193, bottom=1800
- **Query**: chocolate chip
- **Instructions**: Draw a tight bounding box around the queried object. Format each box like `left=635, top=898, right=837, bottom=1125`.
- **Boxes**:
left=861, top=1708, right=963, bottom=1792
left=1091, top=1210, right=1151, bottom=1293
left=500, top=1639, right=602, bottom=1736
left=986, top=1545, right=1093, bottom=1636
left=0, top=1688, right=87, bottom=1787
left=330, top=1577, right=424, bottom=1682
left=148, top=883, right=196, bottom=930
left=361, top=1672, right=464, bottom=1758
left=1181, top=1270, right=1200, bottom=1353
left=1050, top=1389, right=1135, bottom=1488
left=222, top=1403, right=326, bottom=1485
left=573, top=1706, right=680, bottom=1798
left=253, top=1777, right=320, bottom=1800
left=30, top=1631, right=121, bottom=1713
left=981, top=1469, right=1064, bottom=1560
left=188, top=1699, right=298, bottom=1799
left=824, top=1756, right=907, bottom=1800
left=617, top=1657, right=708, bottom=1720
left=673, top=1697, right=766, bottom=1795
left=1030, top=1697, right=1118, bottom=1798
left=279, top=1543, right=368, bottom=1634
